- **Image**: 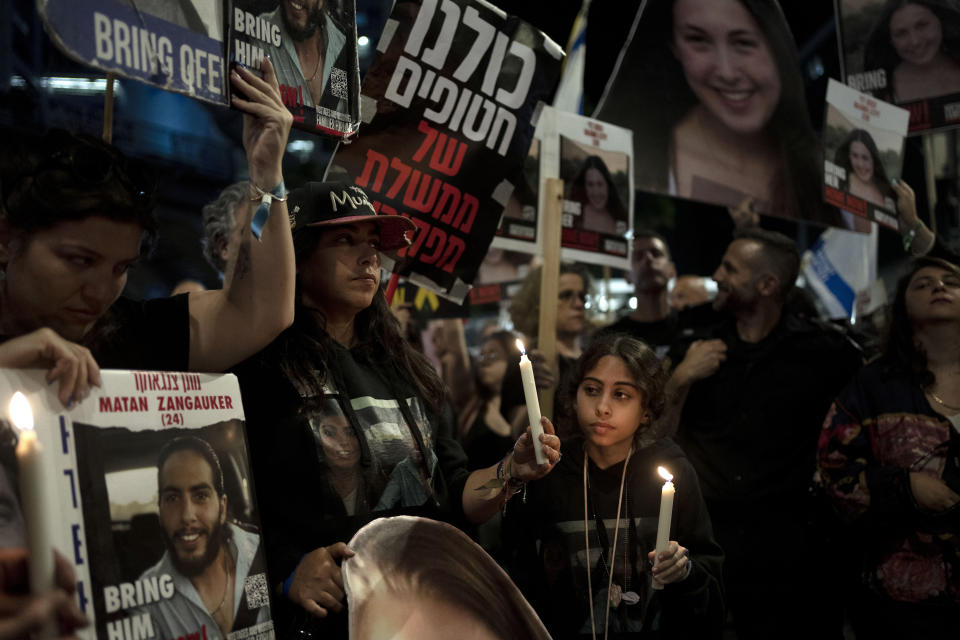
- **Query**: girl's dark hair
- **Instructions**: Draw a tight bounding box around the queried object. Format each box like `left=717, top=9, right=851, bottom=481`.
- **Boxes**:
left=834, top=128, right=894, bottom=193
left=567, top=155, right=629, bottom=225
left=0, top=129, right=159, bottom=253
left=624, top=0, right=825, bottom=223
left=864, top=0, right=960, bottom=100
left=884, top=256, right=960, bottom=386
left=561, top=334, right=668, bottom=445
left=269, top=227, right=446, bottom=415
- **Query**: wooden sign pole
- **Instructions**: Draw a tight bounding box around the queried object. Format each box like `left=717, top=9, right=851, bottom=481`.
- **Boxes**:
left=537, top=178, right=564, bottom=421
left=922, top=133, right=937, bottom=234
left=102, top=73, right=115, bottom=144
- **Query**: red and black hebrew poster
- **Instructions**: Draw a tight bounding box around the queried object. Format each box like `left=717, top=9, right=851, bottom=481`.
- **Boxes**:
left=327, top=0, right=563, bottom=303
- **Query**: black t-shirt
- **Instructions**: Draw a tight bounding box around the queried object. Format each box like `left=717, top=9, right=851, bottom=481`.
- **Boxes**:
left=502, top=438, right=725, bottom=639
left=596, top=304, right=721, bottom=369
left=233, top=332, right=471, bottom=636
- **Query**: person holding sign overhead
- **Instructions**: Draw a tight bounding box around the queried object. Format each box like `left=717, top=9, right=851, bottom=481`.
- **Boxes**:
left=232, top=181, right=560, bottom=638
left=502, top=334, right=723, bottom=639
left=0, top=58, right=294, bottom=400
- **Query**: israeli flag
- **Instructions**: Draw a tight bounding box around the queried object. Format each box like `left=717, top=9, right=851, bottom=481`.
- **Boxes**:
left=802, top=222, right=878, bottom=320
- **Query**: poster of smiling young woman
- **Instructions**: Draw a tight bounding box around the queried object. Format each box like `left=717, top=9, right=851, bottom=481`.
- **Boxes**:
left=823, top=78, right=910, bottom=229
left=836, top=0, right=960, bottom=133
left=594, top=0, right=849, bottom=229
left=0, top=369, right=274, bottom=640
left=493, top=106, right=633, bottom=270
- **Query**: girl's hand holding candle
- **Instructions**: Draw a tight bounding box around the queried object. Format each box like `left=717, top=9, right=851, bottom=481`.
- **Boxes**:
left=652, top=466, right=676, bottom=590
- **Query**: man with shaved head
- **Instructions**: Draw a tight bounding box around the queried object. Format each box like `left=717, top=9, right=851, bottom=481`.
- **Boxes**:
left=672, top=228, right=861, bottom=640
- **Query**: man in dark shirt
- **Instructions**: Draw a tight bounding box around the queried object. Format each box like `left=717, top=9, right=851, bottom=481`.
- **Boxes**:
left=673, top=228, right=861, bottom=640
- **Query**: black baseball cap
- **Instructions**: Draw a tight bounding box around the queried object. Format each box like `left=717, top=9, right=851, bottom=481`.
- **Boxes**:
left=287, top=181, right=415, bottom=251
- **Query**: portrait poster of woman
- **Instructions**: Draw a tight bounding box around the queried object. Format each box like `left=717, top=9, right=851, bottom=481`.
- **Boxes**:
left=823, top=78, right=910, bottom=228
left=594, top=0, right=849, bottom=228
left=837, top=0, right=960, bottom=133
left=492, top=105, right=634, bottom=270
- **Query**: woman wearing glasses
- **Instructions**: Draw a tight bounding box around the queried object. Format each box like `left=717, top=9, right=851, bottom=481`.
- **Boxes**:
left=504, top=264, right=592, bottom=440
left=817, top=256, right=960, bottom=639
left=0, top=59, right=295, bottom=406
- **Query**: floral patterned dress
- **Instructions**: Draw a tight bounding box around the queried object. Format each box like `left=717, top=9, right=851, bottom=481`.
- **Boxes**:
left=817, top=359, right=960, bottom=607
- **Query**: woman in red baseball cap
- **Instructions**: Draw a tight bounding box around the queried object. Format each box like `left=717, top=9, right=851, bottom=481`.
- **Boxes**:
left=234, top=181, right=562, bottom=638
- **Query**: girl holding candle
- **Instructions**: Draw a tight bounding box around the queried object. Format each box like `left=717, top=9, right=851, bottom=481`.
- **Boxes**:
left=503, top=334, right=723, bottom=639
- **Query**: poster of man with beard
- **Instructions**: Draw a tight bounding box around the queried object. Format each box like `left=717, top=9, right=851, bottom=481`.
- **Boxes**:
left=231, top=0, right=361, bottom=138
left=68, top=417, right=275, bottom=640
left=16, top=370, right=281, bottom=640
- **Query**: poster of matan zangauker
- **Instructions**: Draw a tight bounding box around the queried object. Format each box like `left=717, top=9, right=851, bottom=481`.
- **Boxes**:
left=823, top=78, right=910, bottom=230
left=594, top=0, right=853, bottom=229
left=0, top=369, right=274, bottom=640
left=836, top=0, right=960, bottom=133
left=492, top=106, right=633, bottom=270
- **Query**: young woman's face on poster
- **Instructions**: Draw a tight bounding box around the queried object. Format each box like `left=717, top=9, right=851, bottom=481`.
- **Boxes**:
left=671, top=0, right=782, bottom=135
left=584, top=167, right=609, bottom=211
left=889, top=3, right=944, bottom=67
left=849, top=140, right=876, bottom=183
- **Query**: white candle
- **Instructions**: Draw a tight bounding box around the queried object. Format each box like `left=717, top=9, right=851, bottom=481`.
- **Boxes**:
left=652, top=466, right=675, bottom=590
left=11, top=393, right=57, bottom=615
left=515, top=340, right=547, bottom=465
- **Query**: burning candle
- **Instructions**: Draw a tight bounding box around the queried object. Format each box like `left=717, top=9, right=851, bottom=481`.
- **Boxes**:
left=652, top=466, right=675, bottom=590
left=11, top=393, right=56, bottom=606
left=515, top=339, right=547, bottom=465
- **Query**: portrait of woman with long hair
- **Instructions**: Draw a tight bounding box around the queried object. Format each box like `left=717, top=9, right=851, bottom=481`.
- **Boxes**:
left=566, top=155, right=629, bottom=235
left=833, top=128, right=895, bottom=208
left=863, top=0, right=960, bottom=103
left=597, top=0, right=838, bottom=226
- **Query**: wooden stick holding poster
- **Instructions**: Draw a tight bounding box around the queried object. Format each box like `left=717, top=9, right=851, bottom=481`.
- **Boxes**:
left=923, top=134, right=938, bottom=234
left=537, top=178, right=564, bottom=422
left=102, top=73, right=115, bottom=144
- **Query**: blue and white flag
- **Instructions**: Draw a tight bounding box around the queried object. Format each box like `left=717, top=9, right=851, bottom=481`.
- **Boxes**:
left=802, top=222, right=878, bottom=320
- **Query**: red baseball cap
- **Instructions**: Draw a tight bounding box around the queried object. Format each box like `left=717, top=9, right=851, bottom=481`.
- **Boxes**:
left=287, top=182, right=415, bottom=251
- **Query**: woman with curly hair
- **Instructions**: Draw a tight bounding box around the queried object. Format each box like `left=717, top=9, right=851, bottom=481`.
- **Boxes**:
left=503, top=335, right=724, bottom=639
left=864, top=0, right=960, bottom=103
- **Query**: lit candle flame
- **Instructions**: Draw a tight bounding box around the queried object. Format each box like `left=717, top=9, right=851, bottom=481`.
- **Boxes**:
left=10, top=392, right=34, bottom=432
left=515, top=339, right=526, bottom=355
left=657, top=466, right=673, bottom=482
